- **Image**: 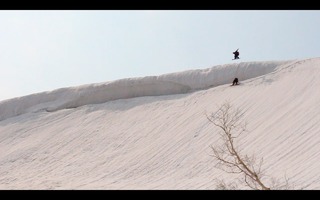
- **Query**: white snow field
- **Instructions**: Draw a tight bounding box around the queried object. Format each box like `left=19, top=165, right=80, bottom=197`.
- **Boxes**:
left=1, top=57, right=320, bottom=189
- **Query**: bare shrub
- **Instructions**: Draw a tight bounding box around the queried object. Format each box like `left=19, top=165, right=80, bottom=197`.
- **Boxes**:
left=207, top=102, right=297, bottom=190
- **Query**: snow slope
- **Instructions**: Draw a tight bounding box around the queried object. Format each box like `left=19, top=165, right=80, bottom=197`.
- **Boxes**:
left=1, top=58, right=320, bottom=189
left=0, top=60, right=289, bottom=121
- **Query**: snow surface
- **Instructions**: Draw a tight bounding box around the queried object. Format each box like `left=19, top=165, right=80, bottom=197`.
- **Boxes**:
left=0, top=60, right=290, bottom=121
left=1, top=58, right=320, bottom=189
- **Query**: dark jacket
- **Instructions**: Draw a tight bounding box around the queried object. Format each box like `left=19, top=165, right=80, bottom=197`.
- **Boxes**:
left=232, top=78, right=239, bottom=85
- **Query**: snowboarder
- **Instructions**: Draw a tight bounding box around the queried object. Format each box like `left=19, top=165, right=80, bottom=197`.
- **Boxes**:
left=233, top=49, right=240, bottom=60
left=232, top=78, right=239, bottom=86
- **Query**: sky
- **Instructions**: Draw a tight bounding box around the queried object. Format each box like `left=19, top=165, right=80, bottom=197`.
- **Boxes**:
left=0, top=10, right=320, bottom=101
left=1, top=57, right=320, bottom=189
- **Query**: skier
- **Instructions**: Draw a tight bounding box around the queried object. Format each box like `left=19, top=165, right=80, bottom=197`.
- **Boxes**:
left=233, top=49, right=240, bottom=60
left=232, top=78, right=239, bottom=86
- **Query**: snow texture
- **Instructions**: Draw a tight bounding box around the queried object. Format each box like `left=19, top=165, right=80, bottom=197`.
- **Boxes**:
left=1, top=58, right=320, bottom=189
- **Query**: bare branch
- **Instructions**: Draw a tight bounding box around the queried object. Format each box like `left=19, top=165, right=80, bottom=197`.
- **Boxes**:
left=207, top=102, right=299, bottom=190
left=207, top=102, right=272, bottom=190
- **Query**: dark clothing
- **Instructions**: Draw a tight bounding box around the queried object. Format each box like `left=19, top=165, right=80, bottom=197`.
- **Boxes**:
left=232, top=78, right=239, bottom=85
left=233, top=49, right=239, bottom=59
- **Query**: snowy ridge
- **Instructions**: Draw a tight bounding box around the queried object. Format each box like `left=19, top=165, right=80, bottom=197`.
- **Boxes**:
left=0, top=60, right=292, bottom=121
left=1, top=57, right=320, bottom=189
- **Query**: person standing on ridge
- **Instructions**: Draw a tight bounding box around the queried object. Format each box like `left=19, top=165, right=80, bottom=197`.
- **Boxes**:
left=233, top=49, right=240, bottom=60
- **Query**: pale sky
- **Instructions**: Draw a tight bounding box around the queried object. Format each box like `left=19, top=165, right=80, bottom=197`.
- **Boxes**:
left=1, top=58, right=320, bottom=189
left=0, top=10, right=319, bottom=101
